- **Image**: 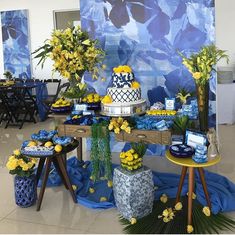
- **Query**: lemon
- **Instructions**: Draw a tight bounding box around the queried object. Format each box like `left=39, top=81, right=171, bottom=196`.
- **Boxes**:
left=44, top=141, right=53, bottom=147
left=28, top=141, right=37, bottom=147
left=54, top=144, right=62, bottom=153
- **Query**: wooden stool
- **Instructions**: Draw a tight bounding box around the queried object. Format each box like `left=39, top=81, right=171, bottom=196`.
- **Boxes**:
left=165, top=150, right=221, bottom=226
left=26, top=141, right=79, bottom=211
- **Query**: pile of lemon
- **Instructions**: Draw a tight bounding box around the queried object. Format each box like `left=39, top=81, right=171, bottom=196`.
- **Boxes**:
left=120, top=149, right=142, bottom=171
left=108, top=117, right=131, bottom=134
left=82, top=93, right=102, bottom=103
left=146, top=109, right=177, bottom=116
left=52, top=97, right=71, bottom=108
left=27, top=140, right=63, bottom=153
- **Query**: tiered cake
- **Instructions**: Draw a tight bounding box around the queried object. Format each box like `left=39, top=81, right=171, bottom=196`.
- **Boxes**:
left=101, top=65, right=146, bottom=116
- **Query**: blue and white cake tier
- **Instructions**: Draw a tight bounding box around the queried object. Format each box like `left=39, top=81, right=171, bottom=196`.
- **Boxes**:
left=107, top=87, right=141, bottom=103
left=112, top=72, right=134, bottom=88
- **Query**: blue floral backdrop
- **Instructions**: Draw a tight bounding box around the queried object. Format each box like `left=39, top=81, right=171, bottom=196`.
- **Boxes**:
left=81, top=0, right=215, bottom=154
left=1, top=10, right=32, bottom=78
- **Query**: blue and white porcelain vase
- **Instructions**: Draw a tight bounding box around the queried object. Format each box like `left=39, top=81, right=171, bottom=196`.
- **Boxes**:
left=14, top=174, right=37, bottom=208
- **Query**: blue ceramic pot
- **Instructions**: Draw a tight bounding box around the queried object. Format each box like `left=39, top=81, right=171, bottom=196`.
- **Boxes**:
left=14, top=174, right=37, bottom=208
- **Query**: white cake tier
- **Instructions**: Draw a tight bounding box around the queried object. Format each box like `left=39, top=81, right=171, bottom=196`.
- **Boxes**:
left=101, top=99, right=147, bottom=117
left=112, top=72, right=134, bottom=88
left=107, top=87, right=141, bottom=103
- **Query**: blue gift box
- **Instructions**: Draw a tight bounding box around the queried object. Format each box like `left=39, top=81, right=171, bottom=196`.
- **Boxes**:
left=113, top=167, right=154, bottom=220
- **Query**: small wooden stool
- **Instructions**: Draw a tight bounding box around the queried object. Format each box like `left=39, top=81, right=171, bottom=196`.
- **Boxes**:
left=26, top=141, right=79, bottom=211
left=165, top=150, right=221, bottom=226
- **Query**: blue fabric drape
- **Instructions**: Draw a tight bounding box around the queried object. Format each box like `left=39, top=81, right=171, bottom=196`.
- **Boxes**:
left=39, top=157, right=235, bottom=213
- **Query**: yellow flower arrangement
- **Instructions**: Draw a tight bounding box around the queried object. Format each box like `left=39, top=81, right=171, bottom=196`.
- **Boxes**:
left=33, top=25, right=105, bottom=81
left=120, top=142, right=147, bottom=171
left=108, top=117, right=132, bottom=134
left=82, top=93, right=102, bottom=103
left=113, top=65, right=132, bottom=73
left=6, top=150, right=37, bottom=177
left=101, top=95, right=112, bottom=104
left=179, top=44, right=228, bottom=85
left=131, top=81, right=140, bottom=89
left=146, top=110, right=177, bottom=116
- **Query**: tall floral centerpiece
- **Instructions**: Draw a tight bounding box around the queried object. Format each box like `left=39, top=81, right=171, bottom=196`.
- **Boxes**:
left=179, top=45, right=228, bottom=132
left=33, top=25, right=105, bottom=99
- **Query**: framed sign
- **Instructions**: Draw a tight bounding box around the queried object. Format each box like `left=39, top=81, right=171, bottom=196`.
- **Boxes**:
left=165, top=98, right=175, bottom=110
left=185, top=129, right=207, bottom=148
left=53, top=9, right=80, bottom=30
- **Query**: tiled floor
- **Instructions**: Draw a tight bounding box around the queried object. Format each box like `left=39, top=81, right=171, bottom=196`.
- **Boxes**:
left=0, top=119, right=235, bottom=234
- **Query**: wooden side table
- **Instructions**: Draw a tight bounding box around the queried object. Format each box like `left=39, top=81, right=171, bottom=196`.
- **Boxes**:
left=165, top=150, right=221, bottom=226
left=24, top=140, right=79, bottom=211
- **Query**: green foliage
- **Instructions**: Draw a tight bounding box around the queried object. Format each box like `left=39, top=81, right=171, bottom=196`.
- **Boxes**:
left=90, top=121, right=112, bottom=181
left=119, top=197, right=235, bottom=234
left=3, top=71, right=13, bottom=79
left=172, top=115, right=195, bottom=135
left=131, top=142, right=147, bottom=157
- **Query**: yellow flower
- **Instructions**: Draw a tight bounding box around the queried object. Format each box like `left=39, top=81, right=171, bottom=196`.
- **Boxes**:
left=22, top=164, right=29, bottom=171
left=108, top=123, right=114, bottom=130
left=100, top=197, right=107, bottom=202
left=130, top=217, right=137, bottom=224
left=187, top=225, right=194, bottom=234
left=125, top=126, right=131, bottom=134
left=202, top=206, right=211, bottom=217
left=162, top=209, right=169, bottom=217
left=114, top=128, right=120, bottom=134
left=101, top=95, right=112, bottom=104
left=82, top=39, right=91, bottom=45
left=9, top=155, right=15, bottom=161
left=18, top=159, right=25, bottom=168
left=163, top=217, right=170, bottom=223
left=120, top=152, right=126, bottom=159
left=175, top=202, right=183, bottom=211
left=27, top=162, right=34, bottom=169
left=131, top=81, right=140, bottom=89
left=6, top=159, right=18, bottom=171
left=187, top=192, right=196, bottom=199
left=89, top=187, right=95, bottom=194
left=107, top=180, right=113, bottom=188
left=72, top=185, right=77, bottom=191
left=160, top=194, right=168, bottom=203
left=192, top=72, right=201, bottom=80
left=13, top=149, right=21, bottom=156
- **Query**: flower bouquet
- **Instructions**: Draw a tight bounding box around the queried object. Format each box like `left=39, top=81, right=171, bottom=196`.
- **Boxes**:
left=120, top=142, right=147, bottom=171
left=33, top=25, right=105, bottom=98
left=179, top=44, right=228, bottom=132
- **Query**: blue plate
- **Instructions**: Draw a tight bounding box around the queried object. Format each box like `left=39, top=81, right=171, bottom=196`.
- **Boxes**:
left=169, top=144, right=194, bottom=158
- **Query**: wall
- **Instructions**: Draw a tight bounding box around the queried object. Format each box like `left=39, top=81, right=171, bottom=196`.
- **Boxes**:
left=215, top=0, right=235, bottom=77
left=0, top=0, right=79, bottom=80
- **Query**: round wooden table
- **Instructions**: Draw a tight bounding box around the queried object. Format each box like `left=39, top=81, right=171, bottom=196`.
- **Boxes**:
left=165, top=150, right=221, bottom=226
left=23, top=140, right=79, bottom=211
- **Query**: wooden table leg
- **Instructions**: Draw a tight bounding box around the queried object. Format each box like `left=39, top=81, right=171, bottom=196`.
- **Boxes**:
left=188, top=167, right=195, bottom=225
left=52, top=157, right=68, bottom=189
left=175, top=166, right=188, bottom=203
left=37, top=157, right=52, bottom=211
left=56, top=156, right=77, bottom=203
left=76, top=137, right=82, bottom=161
left=36, top=158, right=45, bottom=186
left=198, top=168, right=211, bottom=209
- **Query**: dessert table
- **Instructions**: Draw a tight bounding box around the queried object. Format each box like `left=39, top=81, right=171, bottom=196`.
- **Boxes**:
left=57, top=123, right=172, bottom=161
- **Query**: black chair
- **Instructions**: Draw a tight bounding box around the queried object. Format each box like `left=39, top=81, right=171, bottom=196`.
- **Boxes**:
left=2, top=87, right=37, bottom=129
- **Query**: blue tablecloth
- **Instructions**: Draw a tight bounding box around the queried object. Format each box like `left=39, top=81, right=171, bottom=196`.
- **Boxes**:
left=39, top=157, right=235, bottom=214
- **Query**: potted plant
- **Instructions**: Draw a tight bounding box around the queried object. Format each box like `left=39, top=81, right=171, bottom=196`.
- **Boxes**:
left=6, top=149, right=37, bottom=208
left=179, top=44, right=228, bottom=132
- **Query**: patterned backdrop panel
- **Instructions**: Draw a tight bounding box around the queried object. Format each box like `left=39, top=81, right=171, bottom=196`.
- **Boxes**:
left=80, top=0, right=215, bottom=128
left=1, top=9, right=32, bottom=78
